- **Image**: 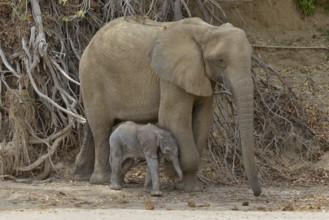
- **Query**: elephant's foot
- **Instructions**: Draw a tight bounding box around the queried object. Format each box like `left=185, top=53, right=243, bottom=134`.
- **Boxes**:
left=74, top=172, right=92, bottom=181
left=73, top=159, right=94, bottom=182
left=110, top=183, right=122, bottom=190
left=151, top=190, right=162, bottom=197
left=144, top=184, right=152, bottom=193
left=145, top=185, right=162, bottom=196
left=90, top=170, right=111, bottom=184
left=174, top=172, right=203, bottom=192
left=73, top=165, right=93, bottom=181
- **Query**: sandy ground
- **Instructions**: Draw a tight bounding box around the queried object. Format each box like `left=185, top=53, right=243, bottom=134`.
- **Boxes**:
left=1, top=180, right=329, bottom=219
left=1, top=209, right=329, bottom=220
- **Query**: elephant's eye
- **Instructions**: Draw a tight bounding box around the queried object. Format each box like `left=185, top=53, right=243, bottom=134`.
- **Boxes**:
left=218, top=59, right=226, bottom=68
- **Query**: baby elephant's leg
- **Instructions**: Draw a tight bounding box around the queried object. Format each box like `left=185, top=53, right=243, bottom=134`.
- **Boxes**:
left=110, top=160, right=122, bottom=190
left=110, top=174, right=122, bottom=190
left=120, top=158, right=134, bottom=185
left=109, top=143, right=123, bottom=190
left=144, top=169, right=152, bottom=192
left=145, top=157, right=161, bottom=196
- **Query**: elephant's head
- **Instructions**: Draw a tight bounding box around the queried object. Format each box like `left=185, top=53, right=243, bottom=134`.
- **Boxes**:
left=157, top=130, right=183, bottom=181
left=137, top=125, right=183, bottom=181
left=150, top=18, right=261, bottom=196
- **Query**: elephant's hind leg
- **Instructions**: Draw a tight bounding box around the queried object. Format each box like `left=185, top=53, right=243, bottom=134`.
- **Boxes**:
left=74, top=123, right=95, bottom=181
left=88, top=116, right=113, bottom=184
left=120, top=158, right=134, bottom=185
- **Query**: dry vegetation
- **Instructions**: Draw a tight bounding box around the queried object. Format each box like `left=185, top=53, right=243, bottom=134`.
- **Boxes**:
left=0, top=0, right=328, bottom=187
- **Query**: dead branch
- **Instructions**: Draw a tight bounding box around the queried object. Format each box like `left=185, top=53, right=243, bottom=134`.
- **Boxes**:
left=35, top=158, right=51, bottom=180
left=50, top=58, right=81, bottom=86
left=0, top=46, right=21, bottom=79
left=29, top=122, right=76, bottom=145
left=17, top=123, right=72, bottom=172
left=24, top=57, right=85, bottom=123
left=206, top=0, right=228, bottom=24
left=180, top=0, right=192, bottom=18
left=156, top=0, right=170, bottom=21
left=196, top=0, right=210, bottom=22
left=174, top=0, right=183, bottom=20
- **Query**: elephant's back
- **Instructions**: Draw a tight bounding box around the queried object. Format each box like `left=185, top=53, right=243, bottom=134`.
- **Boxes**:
left=81, top=17, right=165, bottom=68
left=80, top=17, right=165, bottom=82
left=79, top=17, right=165, bottom=122
left=111, top=121, right=139, bottom=142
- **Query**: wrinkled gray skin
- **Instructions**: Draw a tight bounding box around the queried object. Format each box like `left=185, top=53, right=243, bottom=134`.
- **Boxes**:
left=109, top=121, right=183, bottom=196
left=74, top=16, right=261, bottom=196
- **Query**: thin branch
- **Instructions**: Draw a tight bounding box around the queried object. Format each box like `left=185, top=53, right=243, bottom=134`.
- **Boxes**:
left=180, top=0, right=192, bottom=18
left=29, top=121, right=76, bottom=144
left=252, top=55, right=291, bottom=90
left=156, top=0, right=170, bottom=21
left=207, top=0, right=227, bottom=23
left=22, top=38, right=32, bottom=65
left=50, top=58, right=81, bottom=86
left=196, top=0, right=210, bottom=22
left=204, top=3, right=224, bottom=24
left=253, top=44, right=329, bottom=50
left=24, top=57, right=86, bottom=123
left=0, top=45, right=21, bottom=78
left=214, top=90, right=232, bottom=96
left=145, top=0, right=156, bottom=16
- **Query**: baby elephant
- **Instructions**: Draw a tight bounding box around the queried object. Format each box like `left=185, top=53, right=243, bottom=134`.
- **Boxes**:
left=109, top=121, right=183, bottom=196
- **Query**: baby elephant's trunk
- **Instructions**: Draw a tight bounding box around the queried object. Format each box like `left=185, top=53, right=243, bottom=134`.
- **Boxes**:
left=172, top=158, right=183, bottom=181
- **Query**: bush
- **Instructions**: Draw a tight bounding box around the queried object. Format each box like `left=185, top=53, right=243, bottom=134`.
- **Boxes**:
left=297, top=0, right=317, bottom=15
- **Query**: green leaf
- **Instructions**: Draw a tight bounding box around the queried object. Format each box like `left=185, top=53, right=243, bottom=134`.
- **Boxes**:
left=75, top=10, right=86, bottom=18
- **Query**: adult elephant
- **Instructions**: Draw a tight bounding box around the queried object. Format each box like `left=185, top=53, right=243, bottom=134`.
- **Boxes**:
left=74, top=16, right=262, bottom=196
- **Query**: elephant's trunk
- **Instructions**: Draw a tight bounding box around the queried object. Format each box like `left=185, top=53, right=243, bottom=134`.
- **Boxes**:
left=226, top=66, right=262, bottom=196
left=172, top=158, right=183, bottom=181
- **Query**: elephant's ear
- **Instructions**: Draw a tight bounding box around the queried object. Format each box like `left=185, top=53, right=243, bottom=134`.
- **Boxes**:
left=155, top=131, right=170, bottom=154
left=150, top=24, right=213, bottom=97
left=137, top=127, right=158, bottom=159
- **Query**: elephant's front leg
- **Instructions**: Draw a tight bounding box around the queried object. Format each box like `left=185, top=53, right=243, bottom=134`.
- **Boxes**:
left=159, top=81, right=202, bottom=192
left=145, top=157, right=161, bottom=196
left=109, top=144, right=123, bottom=190
left=192, top=96, right=214, bottom=155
